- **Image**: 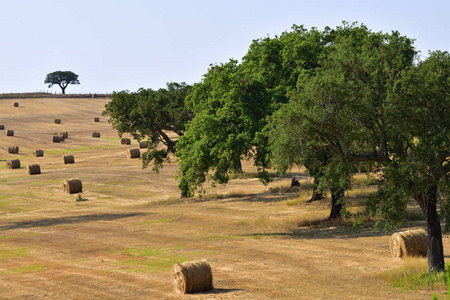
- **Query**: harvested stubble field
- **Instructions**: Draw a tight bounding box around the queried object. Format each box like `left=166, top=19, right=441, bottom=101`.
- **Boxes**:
left=0, top=97, right=447, bottom=299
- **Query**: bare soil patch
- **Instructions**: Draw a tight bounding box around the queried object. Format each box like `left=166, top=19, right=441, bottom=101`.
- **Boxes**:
left=0, top=97, right=447, bottom=299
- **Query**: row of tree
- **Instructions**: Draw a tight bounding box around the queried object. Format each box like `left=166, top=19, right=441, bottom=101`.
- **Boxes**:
left=103, top=22, right=449, bottom=273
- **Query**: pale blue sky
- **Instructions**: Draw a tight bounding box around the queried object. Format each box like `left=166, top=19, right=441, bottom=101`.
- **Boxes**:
left=0, top=0, right=448, bottom=94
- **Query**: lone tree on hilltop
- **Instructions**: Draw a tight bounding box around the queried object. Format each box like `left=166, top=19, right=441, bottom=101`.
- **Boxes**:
left=44, top=71, right=80, bottom=94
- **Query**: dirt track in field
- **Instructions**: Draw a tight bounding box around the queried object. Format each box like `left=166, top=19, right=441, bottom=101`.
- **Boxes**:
left=0, top=97, right=446, bottom=299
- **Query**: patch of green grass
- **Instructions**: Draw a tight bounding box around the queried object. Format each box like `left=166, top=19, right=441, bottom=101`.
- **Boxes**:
left=75, top=194, right=88, bottom=202
left=378, top=258, right=447, bottom=291
left=143, top=218, right=174, bottom=225
left=28, top=179, right=62, bottom=186
left=115, top=245, right=212, bottom=272
left=0, top=244, right=32, bottom=259
left=0, top=233, right=43, bottom=240
left=46, top=145, right=117, bottom=156
left=0, top=176, right=24, bottom=183
left=0, top=264, right=47, bottom=274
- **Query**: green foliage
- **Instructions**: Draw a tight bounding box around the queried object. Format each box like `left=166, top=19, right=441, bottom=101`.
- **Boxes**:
left=103, top=82, right=192, bottom=172
left=44, top=71, right=80, bottom=94
left=75, top=194, right=88, bottom=202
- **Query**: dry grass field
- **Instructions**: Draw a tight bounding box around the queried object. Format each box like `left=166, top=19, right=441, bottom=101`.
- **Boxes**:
left=0, top=97, right=448, bottom=299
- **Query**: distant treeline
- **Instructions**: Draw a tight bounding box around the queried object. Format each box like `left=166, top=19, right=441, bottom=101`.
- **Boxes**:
left=0, top=92, right=111, bottom=99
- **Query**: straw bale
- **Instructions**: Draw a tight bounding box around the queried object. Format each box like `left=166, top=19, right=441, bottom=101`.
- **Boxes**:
left=8, top=145, right=19, bottom=154
left=172, top=260, right=213, bottom=294
left=139, top=141, right=147, bottom=149
left=13, top=102, right=19, bottom=107
left=121, top=138, right=131, bottom=145
left=63, top=154, right=75, bottom=164
left=6, top=159, right=20, bottom=169
left=6, top=130, right=14, bottom=136
left=59, top=134, right=65, bottom=141
left=390, top=228, right=427, bottom=259
left=27, top=164, right=41, bottom=175
left=60, top=131, right=68, bottom=138
left=0, top=125, right=4, bottom=130
left=92, top=94, right=98, bottom=98
left=33, top=149, right=44, bottom=157
left=62, top=179, right=82, bottom=194
left=93, top=117, right=100, bottom=122
left=54, top=119, right=61, bottom=124
left=127, top=148, right=140, bottom=159
left=92, top=132, right=101, bottom=138
left=53, top=135, right=60, bottom=143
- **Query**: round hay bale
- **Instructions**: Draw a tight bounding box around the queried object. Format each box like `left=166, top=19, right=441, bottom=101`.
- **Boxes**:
left=93, top=117, right=100, bottom=122
left=92, top=132, right=101, bottom=138
left=13, top=102, right=19, bottom=107
left=127, top=148, right=140, bottom=159
left=139, top=141, right=147, bottom=149
left=6, top=159, right=20, bottom=169
left=60, top=131, right=68, bottom=139
left=59, top=134, right=65, bottom=141
left=6, top=130, right=14, bottom=136
left=390, top=229, right=427, bottom=259
left=8, top=145, right=19, bottom=154
left=121, top=138, right=131, bottom=145
left=27, top=164, right=41, bottom=175
left=33, top=149, right=44, bottom=157
left=62, top=179, right=82, bottom=194
left=0, top=125, right=4, bottom=130
left=54, top=119, right=61, bottom=124
left=172, top=260, right=213, bottom=294
left=63, top=154, right=75, bottom=164
left=53, top=135, right=61, bottom=143
left=92, top=94, right=98, bottom=98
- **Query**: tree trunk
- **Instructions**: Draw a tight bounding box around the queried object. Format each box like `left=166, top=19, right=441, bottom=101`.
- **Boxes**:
left=329, top=188, right=344, bottom=219
left=232, top=159, right=243, bottom=174
left=307, top=176, right=324, bottom=203
left=420, top=184, right=445, bottom=273
left=61, top=86, right=66, bottom=94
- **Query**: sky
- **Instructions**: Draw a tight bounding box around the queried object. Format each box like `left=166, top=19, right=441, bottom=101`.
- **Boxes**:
left=0, top=0, right=449, bottom=94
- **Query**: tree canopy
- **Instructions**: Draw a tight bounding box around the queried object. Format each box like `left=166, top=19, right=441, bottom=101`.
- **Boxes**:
left=44, top=71, right=80, bottom=94
left=103, top=82, right=192, bottom=172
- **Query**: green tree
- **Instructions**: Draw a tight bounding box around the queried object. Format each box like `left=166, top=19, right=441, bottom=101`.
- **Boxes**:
left=176, top=24, right=344, bottom=197
left=103, top=82, right=192, bottom=173
left=270, top=25, right=450, bottom=273
left=44, top=71, right=80, bottom=94
left=367, top=51, right=450, bottom=273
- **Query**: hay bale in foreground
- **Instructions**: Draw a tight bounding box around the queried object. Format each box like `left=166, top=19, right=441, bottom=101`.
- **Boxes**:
left=0, top=125, right=4, bottom=130
left=6, top=130, right=14, bottom=136
left=92, top=132, right=101, bottom=138
left=390, top=229, right=427, bottom=259
left=13, top=102, right=19, bottom=107
left=127, top=148, right=140, bottom=159
left=53, top=135, right=61, bottom=143
left=63, top=154, right=75, bottom=164
left=93, top=117, right=100, bottom=122
left=6, top=159, right=20, bottom=169
left=27, top=164, right=41, bottom=175
left=8, top=145, right=19, bottom=154
left=33, top=149, right=44, bottom=157
left=62, top=179, right=82, bottom=194
left=121, top=137, right=131, bottom=145
left=172, top=260, right=213, bottom=294
left=139, top=141, right=147, bottom=149
left=54, top=119, right=61, bottom=124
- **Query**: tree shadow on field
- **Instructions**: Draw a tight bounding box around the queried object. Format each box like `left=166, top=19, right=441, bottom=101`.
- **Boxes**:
left=220, top=192, right=299, bottom=203
left=242, top=225, right=389, bottom=240
left=0, top=212, right=146, bottom=231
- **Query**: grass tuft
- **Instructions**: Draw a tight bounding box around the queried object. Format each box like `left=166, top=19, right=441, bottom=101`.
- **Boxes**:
left=378, top=258, right=447, bottom=291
